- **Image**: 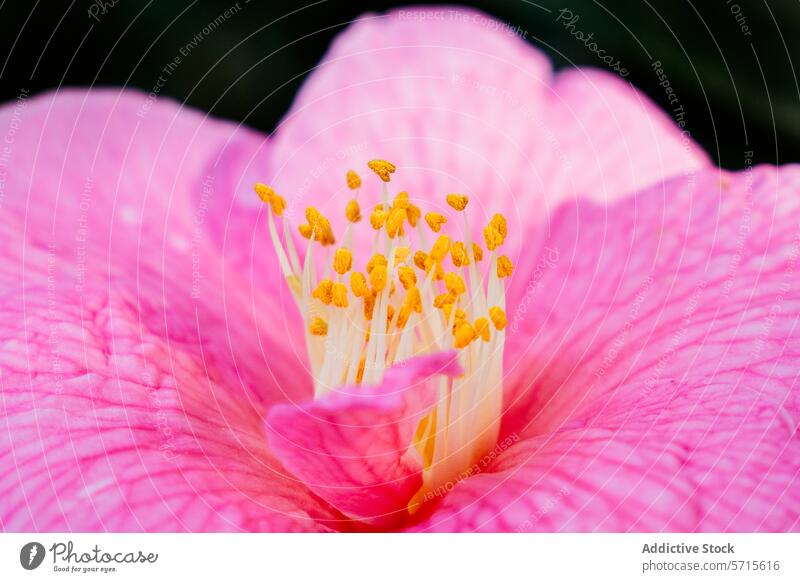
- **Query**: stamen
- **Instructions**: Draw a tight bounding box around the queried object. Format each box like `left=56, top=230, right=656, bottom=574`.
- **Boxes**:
left=257, top=160, right=510, bottom=516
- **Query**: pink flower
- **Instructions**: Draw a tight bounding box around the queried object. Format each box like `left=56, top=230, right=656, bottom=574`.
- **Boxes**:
left=1, top=7, right=798, bottom=532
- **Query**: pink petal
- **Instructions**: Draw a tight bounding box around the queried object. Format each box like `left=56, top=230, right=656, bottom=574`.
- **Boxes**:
left=266, top=352, right=462, bottom=528
left=411, top=166, right=800, bottom=531
left=264, top=7, right=708, bottom=248
left=0, top=90, right=332, bottom=531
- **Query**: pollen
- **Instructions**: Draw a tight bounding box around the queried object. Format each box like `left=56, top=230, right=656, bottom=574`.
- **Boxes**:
left=386, top=207, right=406, bottom=239
left=346, top=199, right=362, bottom=223
left=484, top=214, right=507, bottom=251
left=407, top=204, right=421, bottom=227
left=489, top=306, right=507, bottom=331
left=366, top=253, right=388, bottom=274
left=254, top=183, right=286, bottom=216
left=393, top=191, right=410, bottom=209
left=367, top=159, right=396, bottom=182
left=497, top=255, right=514, bottom=278
left=472, top=243, right=483, bottom=262
left=474, top=317, right=491, bottom=342
left=309, top=317, right=328, bottom=336
left=254, top=182, right=274, bottom=204
left=453, top=321, right=477, bottom=348
left=350, top=272, right=369, bottom=297
left=346, top=169, right=362, bottom=190
left=413, top=251, right=428, bottom=270
left=332, top=282, right=348, bottom=308
left=444, top=272, right=466, bottom=296
left=394, top=246, right=411, bottom=263
left=334, top=248, right=353, bottom=275
left=446, top=193, right=469, bottom=211
left=398, top=266, right=417, bottom=290
left=424, top=212, right=447, bottom=232
left=370, top=205, right=388, bottom=229
left=312, top=279, right=334, bottom=305
left=450, top=241, right=470, bottom=267
left=430, top=235, right=451, bottom=262
left=370, top=264, right=388, bottom=292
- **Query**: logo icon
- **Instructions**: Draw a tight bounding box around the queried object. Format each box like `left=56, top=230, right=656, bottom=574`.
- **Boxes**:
left=20, top=542, right=46, bottom=570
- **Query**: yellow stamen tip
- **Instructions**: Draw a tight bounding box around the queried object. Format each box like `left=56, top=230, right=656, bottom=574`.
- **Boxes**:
left=394, top=246, right=411, bottom=264
left=446, top=193, right=469, bottom=211
left=370, top=264, right=388, bottom=292
left=367, top=159, right=396, bottom=182
left=350, top=271, right=369, bottom=298
left=309, top=317, right=328, bottom=336
left=413, top=251, right=428, bottom=271
left=345, top=199, right=362, bottom=223
left=254, top=182, right=274, bottom=203
left=370, top=204, right=388, bottom=230
left=444, top=272, right=466, bottom=296
left=311, top=279, right=334, bottom=305
left=393, top=191, right=410, bottom=209
left=407, top=204, right=421, bottom=227
left=497, top=255, right=514, bottom=278
left=454, top=321, right=476, bottom=348
left=450, top=241, right=470, bottom=267
left=430, top=235, right=451, bottom=262
left=386, top=207, right=406, bottom=239
left=332, top=282, right=349, bottom=308
left=398, top=266, right=417, bottom=290
left=334, top=248, right=353, bottom=275
left=346, top=170, right=362, bottom=190
left=474, top=317, right=491, bottom=342
left=424, top=212, right=447, bottom=233
left=366, top=253, right=388, bottom=274
left=472, top=243, right=484, bottom=262
left=489, top=306, right=507, bottom=331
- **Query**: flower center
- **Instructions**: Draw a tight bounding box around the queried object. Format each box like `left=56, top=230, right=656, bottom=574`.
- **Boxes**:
left=255, top=160, right=512, bottom=513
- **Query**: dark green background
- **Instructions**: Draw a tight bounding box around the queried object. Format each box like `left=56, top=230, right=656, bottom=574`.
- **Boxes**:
left=1, top=0, right=797, bottom=168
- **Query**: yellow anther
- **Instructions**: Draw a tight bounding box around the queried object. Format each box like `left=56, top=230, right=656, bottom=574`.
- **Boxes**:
left=472, top=243, right=484, bottom=262
left=413, top=251, right=428, bottom=270
left=254, top=182, right=274, bottom=204
left=407, top=204, right=421, bottom=227
left=424, top=257, right=445, bottom=281
left=350, top=271, right=369, bottom=297
left=450, top=241, right=470, bottom=267
left=370, top=264, right=388, bottom=292
left=454, top=321, right=477, bottom=348
left=254, top=183, right=286, bottom=216
left=446, top=193, right=469, bottom=211
left=430, top=235, right=451, bottom=262
left=404, top=286, right=423, bottom=313
left=356, top=357, right=367, bottom=384
left=370, top=204, right=388, bottom=229
left=333, top=248, right=353, bottom=275
left=332, top=282, right=348, bottom=308
left=366, top=253, right=388, bottom=274
left=367, top=159, right=396, bottom=182
left=489, top=306, right=507, bottom=331
left=346, top=169, right=362, bottom=190
left=396, top=305, right=412, bottom=329
left=393, top=191, right=410, bottom=209
left=298, top=223, right=313, bottom=240
left=394, top=246, right=411, bottom=264
left=311, top=279, right=334, bottom=305
left=363, top=294, right=376, bottom=320
left=386, top=207, right=406, bottom=239
left=497, top=255, right=514, bottom=278
left=433, top=292, right=456, bottom=308
left=386, top=304, right=396, bottom=324
left=474, top=317, right=491, bottom=342
left=306, top=206, right=335, bottom=245
left=424, top=212, right=447, bottom=233
left=309, top=317, right=328, bottom=336
left=490, top=213, right=508, bottom=237
left=484, top=214, right=508, bottom=251
left=345, top=199, right=362, bottom=223
left=398, top=266, right=417, bottom=290
left=444, top=272, right=466, bottom=296
left=443, top=304, right=466, bottom=322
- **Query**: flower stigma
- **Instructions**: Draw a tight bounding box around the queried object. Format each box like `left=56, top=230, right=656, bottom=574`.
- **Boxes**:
left=255, top=161, right=511, bottom=515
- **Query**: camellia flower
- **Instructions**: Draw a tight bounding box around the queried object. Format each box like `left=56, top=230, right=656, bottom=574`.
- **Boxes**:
left=1, top=8, right=798, bottom=532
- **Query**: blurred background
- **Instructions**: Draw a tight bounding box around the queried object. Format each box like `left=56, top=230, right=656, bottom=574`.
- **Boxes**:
left=0, top=0, right=797, bottom=169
